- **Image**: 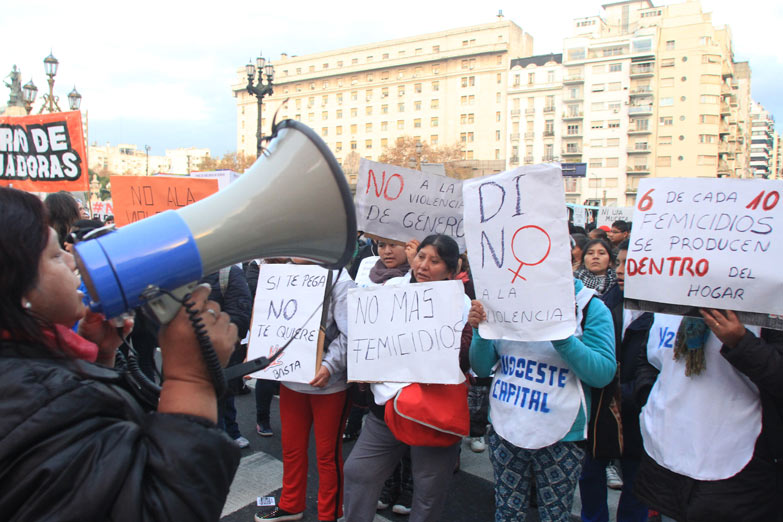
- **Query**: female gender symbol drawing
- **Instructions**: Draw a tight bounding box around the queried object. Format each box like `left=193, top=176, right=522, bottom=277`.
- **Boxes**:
left=507, top=225, right=551, bottom=283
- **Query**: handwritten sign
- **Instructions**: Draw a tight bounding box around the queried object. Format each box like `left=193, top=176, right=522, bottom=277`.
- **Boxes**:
left=0, top=111, right=88, bottom=192
left=354, top=256, right=380, bottom=288
left=347, top=280, right=465, bottom=383
left=624, top=178, right=783, bottom=319
left=110, top=175, right=218, bottom=226
left=463, top=164, right=576, bottom=341
left=355, top=158, right=465, bottom=251
left=248, top=264, right=329, bottom=383
left=597, top=206, right=634, bottom=228
left=190, top=170, right=240, bottom=191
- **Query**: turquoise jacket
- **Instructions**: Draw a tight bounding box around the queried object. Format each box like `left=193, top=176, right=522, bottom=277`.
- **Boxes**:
left=469, top=278, right=616, bottom=443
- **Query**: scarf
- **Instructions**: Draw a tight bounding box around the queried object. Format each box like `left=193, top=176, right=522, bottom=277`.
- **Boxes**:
left=2, top=324, right=98, bottom=362
left=574, top=266, right=617, bottom=296
left=673, top=316, right=709, bottom=376
left=369, top=258, right=410, bottom=284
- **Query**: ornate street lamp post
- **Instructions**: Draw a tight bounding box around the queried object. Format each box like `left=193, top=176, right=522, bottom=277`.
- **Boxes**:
left=22, top=79, right=38, bottom=114
left=246, top=55, right=275, bottom=158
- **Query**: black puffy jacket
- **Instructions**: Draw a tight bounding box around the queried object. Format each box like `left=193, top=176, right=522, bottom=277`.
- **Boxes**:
left=0, top=341, right=240, bottom=522
left=634, top=327, right=783, bottom=522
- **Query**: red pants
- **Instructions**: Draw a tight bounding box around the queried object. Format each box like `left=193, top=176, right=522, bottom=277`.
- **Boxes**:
left=278, top=386, right=350, bottom=520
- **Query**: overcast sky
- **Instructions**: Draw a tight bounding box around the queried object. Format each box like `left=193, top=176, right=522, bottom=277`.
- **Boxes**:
left=3, top=0, right=780, bottom=157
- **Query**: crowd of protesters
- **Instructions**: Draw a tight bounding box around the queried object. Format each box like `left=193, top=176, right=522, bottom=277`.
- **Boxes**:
left=0, top=186, right=779, bottom=522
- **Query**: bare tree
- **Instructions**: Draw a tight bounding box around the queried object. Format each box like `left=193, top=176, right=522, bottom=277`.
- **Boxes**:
left=378, top=136, right=463, bottom=175
left=198, top=151, right=256, bottom=173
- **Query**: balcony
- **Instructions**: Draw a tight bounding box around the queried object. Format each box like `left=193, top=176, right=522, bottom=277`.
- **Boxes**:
left=543, top=106, right=556, bottom=113
left=628, top=144, right=651, bottom=154
left=524, top=155, right=534, bottom=163
left=525, top=108, right=536, bottom=115
left=721, top=102, right=731, bottom=115
left=629, top=105, right=653, bottom=116
left=627, top=165, right=650, bottom=174
left=563, top=75, right=584, bottom=84
left=630, top=65, right=655, bottom=78
left=626, top=187, right=638, bottom=195
left=511, top=109, right=521, bottom=118
left=628, top=126, right=651, bottom=135
left=542, top=155, right=556, bottom=162
left=718, top=161, right=731, bottom=175
left=544, top=130, right=555, bottom=137
left=524, top=132, right=535, bottom=139
left=630, top=87, right=653, bottom=97
left=565, top=96, right=583, bottom=102
left=509, top=156, right=520, bottom=164
left=564, top=132, right=581, bottom=139
left=510, top=133, right=520, bottom=142
left=562, top=148, right=582, bottom=156
left=563, top=112, right=584, bottom=120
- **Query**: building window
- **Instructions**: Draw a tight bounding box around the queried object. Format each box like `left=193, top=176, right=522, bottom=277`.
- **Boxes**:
left=608, top=120, right=620, bottom=128
left=397, top=120, right=404, bottom=130
left=414, top=101, right=422, bottom=111
left=660, top=97, right=674, bottom=106
left=660, top=116, right=673, bottom=126
left=567, top=124, right=580, bottom=135
left=605, top=157, right=619, bottom=167
left=431, top=135, right=438, bottom=145
left=365, top=106, right=372, bottom=115
left=528, top=72, right=535, bottom=85
left=381, top=71, right=390, bottom=80
left=350, top=108, right=358, bottom=117
left=398, top=86, right=405, bottom=97
left=398, top=102, right=405, bottom=112
left=350, top=141, right=357, bottom=150
left=414, top=118, right=421, bottom=128
left=381, top=104, right=388, bottom=114
left=666, top=40, right=675, bottom=50
left=658, top=135, right=671, bottom=145
left=365, top=139, right=372, bottom=149
left=431, top=99, right=439, bottom=109
left=609, top=63, right=622, bottom=72
left=656, top=156, right=672, bottom=167
left=496, top=130, right=501, bottom=141
left=608, top=82, right=621, bottom=91
left=589, top=158, right=603, bottom=168
left=432, top=81, right=439, bottom=91
left=496, top=111, right=501, bottom=122
left=591, top=121, right=604, bottom=129
left=431, top=117, right=439, bottom=127
left=322, top=111, right=328, bottom=120
left=336, top=126, right=343, bottom=135
left=699, top=134, right=717, bottom=143
left=381, top=121, right=388, bottom=131
left=350, top=124, right=357, bottom=134
left=351, top=91, right=358, bottom=101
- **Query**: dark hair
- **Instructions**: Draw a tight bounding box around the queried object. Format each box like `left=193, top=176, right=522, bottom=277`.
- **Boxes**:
left=589, top=227, right=608, bottom=240
left=611, top=220, right=630, bottom=233
left=581, top=238, right=616, bottom=267
left=571, top=233, right=589, bottom=252
left=414, top=234, right=460, bottom=278
left=0, top=187, right=51, bottom=343
left=617, top=239, right=630, bottom=252
left=44, top=191, right=80, bottom=247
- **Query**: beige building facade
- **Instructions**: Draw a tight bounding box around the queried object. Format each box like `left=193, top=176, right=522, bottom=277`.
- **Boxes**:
left=559, top=0, right=751, bottom=206
left=89, top=143, right=210, bottom=176
left=233, top=20, right=533, bottom=172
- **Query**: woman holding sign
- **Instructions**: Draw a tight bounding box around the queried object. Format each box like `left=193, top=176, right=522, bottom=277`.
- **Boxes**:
left=468, top=278, right=616, bottom=521
left=255, top=260, right=355, bottom=522
left=343, top=234, right=470, bottom=522
left=633, top=310, right=783, bottom=522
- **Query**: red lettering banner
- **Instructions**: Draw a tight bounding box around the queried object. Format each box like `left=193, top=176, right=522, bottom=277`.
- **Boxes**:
left=0, top=111, right=88, bottom=192
left=111, top=175, right=219, bottom=227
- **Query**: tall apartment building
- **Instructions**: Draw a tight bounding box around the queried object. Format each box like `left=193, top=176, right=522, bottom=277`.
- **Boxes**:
left=233, top=20, right=533, bottom=175
left=506, top=53, right=564, bottom=166
left=556, top=0, right=749, bottom=206
left=749, top=100, right=776, bottom=178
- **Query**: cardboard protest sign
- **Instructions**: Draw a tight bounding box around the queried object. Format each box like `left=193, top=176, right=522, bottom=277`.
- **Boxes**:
left=248, top=264, right=331, bottom=383
left=354, top=256, right=380, bottom=287
left=597, top=206, right=634, bottom=228
left=0, top=111, right=88, bottom=192
left=354, top=158, right=465, bottom=251
left=624, top=178, right=783, bottom=326
left=463, top=164, right=575, bottom=341
left=110, top=175, right=218, bottom=226
left=347, top=280, right=465, bottom=383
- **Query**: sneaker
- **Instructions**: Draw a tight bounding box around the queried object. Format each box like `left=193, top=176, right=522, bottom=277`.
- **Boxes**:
left=392, top=486, right=412, bottom=515
left=469, top=436, right=486, bottom=453
left=606, top=464, right=624, bottom=490
left=233, top=436, right=250, bottom=449
left=254, top=507, right=303, bottom=521
left=256, top=424, right=274, bottom=437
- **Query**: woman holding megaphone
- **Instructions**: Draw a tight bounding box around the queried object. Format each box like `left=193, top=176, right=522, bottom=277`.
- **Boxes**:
left=0, top=187, right=241, bottom=521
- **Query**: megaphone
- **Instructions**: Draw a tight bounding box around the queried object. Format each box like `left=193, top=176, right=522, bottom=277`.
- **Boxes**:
left=74, top=120, right=357, bottom=321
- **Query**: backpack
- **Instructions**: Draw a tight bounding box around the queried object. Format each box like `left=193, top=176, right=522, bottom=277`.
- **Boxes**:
left=582, top=297, right=623, bottom=459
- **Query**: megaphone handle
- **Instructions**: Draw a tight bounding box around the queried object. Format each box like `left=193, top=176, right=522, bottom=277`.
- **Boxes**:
left=158, top=288, right=228, bottom=398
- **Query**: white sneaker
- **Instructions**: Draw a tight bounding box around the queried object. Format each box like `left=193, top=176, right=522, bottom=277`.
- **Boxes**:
left=234, top=436, right=250, bottom=449
left=606, top=464, right=623, bottom=490
left=469, top=436, right=486, bottom=453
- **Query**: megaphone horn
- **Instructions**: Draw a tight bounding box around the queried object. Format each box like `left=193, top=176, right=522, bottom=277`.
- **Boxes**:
left=74, top=120, right=357, bottom=320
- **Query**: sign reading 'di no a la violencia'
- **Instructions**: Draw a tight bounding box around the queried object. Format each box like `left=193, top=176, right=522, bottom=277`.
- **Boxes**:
left=248, top=264, right=330, bottom=384
left=463, top=164, right=576, bottom=341
left=624, top=178, right=783, bottom=316
left=347, top=280, right=466, bottom=384
left=354, top=158, right=466, bottom=251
